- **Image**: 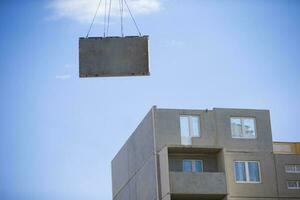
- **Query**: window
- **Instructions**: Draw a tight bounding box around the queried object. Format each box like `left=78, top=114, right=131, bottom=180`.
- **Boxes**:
left=180, top=115, right=200, bottom=137
left=285, top=165, right=300, bottom=173
left=183, top=160, right=203, bottom=173
left=183, top=160, right=193, bottom=172
left=234, top=161, right=261, bottom=183
left=287, top=181, right=300, bottom=189
left=194, top=160, right=203, bottom=172
left=180, top=115, right=200, bottom=145
left=231, top=117, right=256, bottom=138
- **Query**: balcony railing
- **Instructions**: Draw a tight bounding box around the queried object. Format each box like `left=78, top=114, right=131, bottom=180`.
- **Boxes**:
left=169, top=172, right=227, bottom=195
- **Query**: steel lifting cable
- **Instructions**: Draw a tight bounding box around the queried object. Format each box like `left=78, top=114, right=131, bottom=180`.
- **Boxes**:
left=106, top=0, right=112, bottom=36
left=118, top=0, right=124, bottom=37
left=103, top=0, right=108, bottom=37
left=121, top=0, right=124, bottom=36
left=86, top=0, right=142, bottom=38
left=86, top=0, right=102, bottom=38
left=107, top=0, right=141, bottom=37
left=124, top=0, right=142, bottom=36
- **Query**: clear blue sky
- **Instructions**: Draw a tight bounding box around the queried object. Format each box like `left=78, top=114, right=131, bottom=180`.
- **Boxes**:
left=0, top=0, right=300, bottom=199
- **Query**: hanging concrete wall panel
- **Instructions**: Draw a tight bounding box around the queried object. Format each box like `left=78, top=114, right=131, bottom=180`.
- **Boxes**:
left=79, top=36, right=149, bottom=77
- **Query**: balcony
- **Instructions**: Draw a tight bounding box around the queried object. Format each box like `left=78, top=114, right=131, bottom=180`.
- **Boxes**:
left=158, top=146, right=227, bottom=200
left=169, top=172, right=227, bottom=195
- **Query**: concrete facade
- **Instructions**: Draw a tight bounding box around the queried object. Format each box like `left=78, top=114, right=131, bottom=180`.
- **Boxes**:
left=79, top=36, right=149, bottom=77
left=111, top=106, right=300, bottom=200
left=274, top=154, right=300, bottom=198
left=111, top=110, right=157, bottom=200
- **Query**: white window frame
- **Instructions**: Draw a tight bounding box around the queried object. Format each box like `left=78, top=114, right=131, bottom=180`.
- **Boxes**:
left=285, top=165, right=300, bottom=173
left=231, top=117, right=257, bottom=139
left=182, top=159, right=203, bottom=173
left=287, top=180, right=300, bottom=189
left=180, top=115, right=201, bottom=137
left=234, top=161, right=261, bottom=184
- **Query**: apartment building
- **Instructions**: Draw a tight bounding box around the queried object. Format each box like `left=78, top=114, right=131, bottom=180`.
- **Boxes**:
left=111, top=106, right=300, bottom=200
left=273, top=142, right=300, bottom=199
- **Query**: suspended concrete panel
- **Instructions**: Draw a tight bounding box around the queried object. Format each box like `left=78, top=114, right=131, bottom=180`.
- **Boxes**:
left=79, top=36, right=149, bottom=78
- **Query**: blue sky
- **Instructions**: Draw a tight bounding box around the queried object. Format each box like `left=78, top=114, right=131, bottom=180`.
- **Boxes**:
left=0, top=0, right=300, bottom=199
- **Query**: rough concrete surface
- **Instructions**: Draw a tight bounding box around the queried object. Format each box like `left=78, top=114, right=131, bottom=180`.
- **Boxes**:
left=111, top=107, right=300, bottom=200
left=169, top=172, right=227, bottom=195
left=79, top=36, right=149, bottom=77
left=274, top=154, right=300, bottom=198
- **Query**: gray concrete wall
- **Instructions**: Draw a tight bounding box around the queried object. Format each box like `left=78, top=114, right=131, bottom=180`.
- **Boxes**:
left=214, top=108, right=273, bottom=153
left=154, top=109, right=218, bottom=152
left=224, top=151, right=278, bottom=198
left=274, top=154, right=300, bottom=198
left=111, top=109, right=158, bottom=200
left=171, top=194, right=227, bottom=200
left=229, top=198, right=277, bottom=200
left=112, top=107, right=282, bottom=200
left=169, top=172, right=227, bottom=195
left=217, top=150, right=226, bottom=173
left=153, top=108, right=273, bottom=153
left=153, top=107, right=276, bottom=199
left=213, top=109, right=277, bottom=199
left=79, top=36, right=149, bottom=77
left=158, top=147, right=170, bottom=200
left=113, top=157, right=158, bottom=200
left=161, top=195, right=171, bottom=200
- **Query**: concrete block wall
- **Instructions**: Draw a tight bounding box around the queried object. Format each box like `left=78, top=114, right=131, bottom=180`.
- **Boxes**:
left=111, top=109, right=158, bottom=200
left=112, top=106, right=300, bottom=200
left=274, top=154, right=300, bottom=198
left=153, top=108, right=218, bottom=152
left=169, top=172, right=227, bottom=195
left=79, top=36, right=149, bottom=77
left=158, top=147, right=170, bottom=200
left=213, top=108, right=273, bottom=153
left=213, top=108, right=278, bottom=199
left=152, top=108, right=273, bottom=152
left=152, top=107, right=278, bottom=199
left=224, top=151, right=278, bottom=198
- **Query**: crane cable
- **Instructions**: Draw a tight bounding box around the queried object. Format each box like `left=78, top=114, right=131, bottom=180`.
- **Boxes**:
left=86, top=0, right=142, bottom=38
left=86, top=0, right=102, bottom=38
left=118, top=0, right=124, bottom=37
left=103, top=0, right=107, bottom=37
left=106, top=0, right=112, bottom=36
left=123, top=0, right=142, bottom=36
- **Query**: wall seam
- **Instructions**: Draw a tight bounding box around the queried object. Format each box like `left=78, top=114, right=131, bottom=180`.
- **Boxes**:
left=152, top=106, right=161, bottom=200
left=112, top=110, right=155, bottom=199
left=273, top=154, right=280, bottom=198
left=113, top=154, right=156, bottom=199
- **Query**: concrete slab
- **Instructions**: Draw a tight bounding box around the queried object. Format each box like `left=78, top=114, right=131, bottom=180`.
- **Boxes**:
left=79, top=36, right=149, bottom=77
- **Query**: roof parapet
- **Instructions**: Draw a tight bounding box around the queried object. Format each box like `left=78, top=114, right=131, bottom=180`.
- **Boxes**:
left=273, top=142, right=300, bottom=154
